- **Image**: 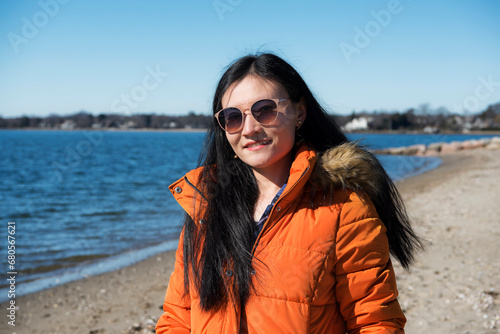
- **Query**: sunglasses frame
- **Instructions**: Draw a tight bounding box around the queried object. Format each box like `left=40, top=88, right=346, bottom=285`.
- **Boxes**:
left=214, top=98, right=290, bottom=133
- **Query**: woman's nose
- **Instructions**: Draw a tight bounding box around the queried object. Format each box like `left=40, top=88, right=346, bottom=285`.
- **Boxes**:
left=241, top=111, right=262, bottom=136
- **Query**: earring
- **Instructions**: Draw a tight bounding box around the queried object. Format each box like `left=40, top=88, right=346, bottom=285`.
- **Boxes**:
left=297, top=120, right=302, bottom=128
left=234, top=154, right=238, bottom=159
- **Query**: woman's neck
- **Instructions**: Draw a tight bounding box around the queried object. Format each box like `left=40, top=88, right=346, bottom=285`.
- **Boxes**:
left=251, top=157, right=292, bottom=221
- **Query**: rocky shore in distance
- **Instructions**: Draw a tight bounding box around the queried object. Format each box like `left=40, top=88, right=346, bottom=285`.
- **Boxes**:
left=373, top=136, right=500, bottom=156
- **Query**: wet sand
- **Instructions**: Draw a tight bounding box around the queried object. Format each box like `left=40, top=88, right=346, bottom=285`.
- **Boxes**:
left=1, top=147, right=499, bottom=333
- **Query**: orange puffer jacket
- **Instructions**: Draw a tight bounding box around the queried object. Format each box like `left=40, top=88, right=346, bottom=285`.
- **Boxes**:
left=156, top=143, right=406, bottom=333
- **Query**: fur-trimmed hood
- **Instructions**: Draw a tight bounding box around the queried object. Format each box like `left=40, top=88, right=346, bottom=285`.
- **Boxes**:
left=310, top=142, right=388, bottom=204
left=310, top=141, right=419, bottom=270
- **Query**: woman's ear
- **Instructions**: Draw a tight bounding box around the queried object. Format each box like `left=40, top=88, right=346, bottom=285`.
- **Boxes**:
left=297, top=97, right=307, bottom=123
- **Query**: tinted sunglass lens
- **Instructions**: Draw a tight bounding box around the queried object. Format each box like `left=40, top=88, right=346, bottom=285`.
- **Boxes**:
left=221, top=108, right=243, bottom=132
left=251, top=99, right=278, bottom=124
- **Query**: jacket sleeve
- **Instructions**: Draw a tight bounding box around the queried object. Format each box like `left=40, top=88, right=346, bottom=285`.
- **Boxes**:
left=156, top=232, right=192, bottom=333
left=334, top=191, right=406, bottom=334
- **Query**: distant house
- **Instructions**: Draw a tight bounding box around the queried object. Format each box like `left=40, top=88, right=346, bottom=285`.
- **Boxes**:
left=120, top=120, right=138, bottom=129
left=423, top=126, right=439, bottom=133
left=343, top=117, right=369, bottom=131
left=60, top=120, right=76, bottom=130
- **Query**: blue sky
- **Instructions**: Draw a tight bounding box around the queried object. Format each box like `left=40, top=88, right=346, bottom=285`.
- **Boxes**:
left=1, top=0, right=499, bottom=118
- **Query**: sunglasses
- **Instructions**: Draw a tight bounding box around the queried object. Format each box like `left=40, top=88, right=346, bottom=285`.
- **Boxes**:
left=214, top=98, right=290, bottom=133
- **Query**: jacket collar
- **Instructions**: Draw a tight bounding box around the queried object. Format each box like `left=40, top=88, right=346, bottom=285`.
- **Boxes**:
left=273, top=143, right=316, bottom=209
left=168, top=143, right=317, bottom=222
left=169, top=141, right=383, bottom=221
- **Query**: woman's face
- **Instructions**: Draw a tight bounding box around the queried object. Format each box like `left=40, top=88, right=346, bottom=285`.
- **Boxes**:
left=221, top=75, right=306, bottom=176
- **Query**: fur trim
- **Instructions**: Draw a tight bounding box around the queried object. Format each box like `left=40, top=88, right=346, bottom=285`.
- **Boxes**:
left=310, top=142, right=386, bottom=199
left=310, top=142, right=421, bottom=269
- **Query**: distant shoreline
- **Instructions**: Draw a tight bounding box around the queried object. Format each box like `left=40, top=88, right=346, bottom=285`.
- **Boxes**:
left=0, top=127, right=208, bottom=132
left=2, top=128, right=500, bottom=135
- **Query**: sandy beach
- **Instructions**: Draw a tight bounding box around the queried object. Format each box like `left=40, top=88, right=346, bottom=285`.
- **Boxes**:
left=2, top=147, right=499, bottom=334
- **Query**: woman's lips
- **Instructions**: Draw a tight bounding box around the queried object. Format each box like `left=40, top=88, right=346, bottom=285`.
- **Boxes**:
left=244, top=139, right=272, bottom=151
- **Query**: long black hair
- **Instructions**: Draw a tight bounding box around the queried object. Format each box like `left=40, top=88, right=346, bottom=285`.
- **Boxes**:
left=182, top=53, right=422, bottom=312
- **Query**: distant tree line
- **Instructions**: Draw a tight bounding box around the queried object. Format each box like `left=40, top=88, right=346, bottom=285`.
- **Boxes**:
left=0, top=111, right=212, bottom=130
left=333, top=102, right=500, bottom=132
left=1, top=102, right=499, bottom=132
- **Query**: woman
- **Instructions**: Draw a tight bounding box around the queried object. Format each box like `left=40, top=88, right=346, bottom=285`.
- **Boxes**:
left=156, top=53, right=421, bottom=333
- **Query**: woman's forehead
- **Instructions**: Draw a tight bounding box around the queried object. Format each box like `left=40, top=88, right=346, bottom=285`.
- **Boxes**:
left=222, top=76, right=286, bottom=107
